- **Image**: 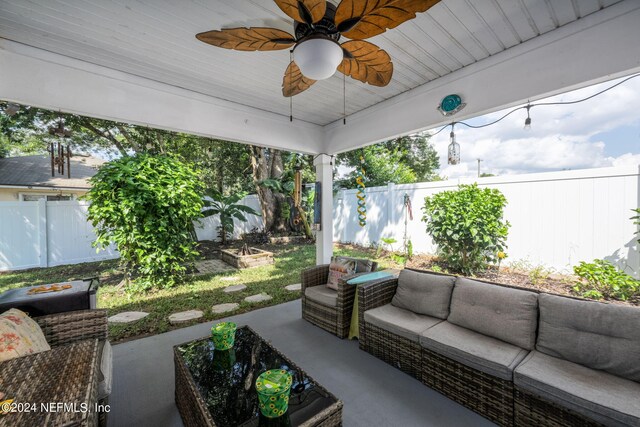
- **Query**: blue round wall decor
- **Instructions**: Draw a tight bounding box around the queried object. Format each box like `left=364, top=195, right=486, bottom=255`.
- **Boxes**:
left=437, top=94, right=466, bottom=116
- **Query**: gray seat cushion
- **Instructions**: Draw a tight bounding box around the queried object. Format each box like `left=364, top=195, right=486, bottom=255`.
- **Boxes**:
left=420, top=321, right=529, bottom=380
left=391, top=269, right=456, bottom=319
left=448, top=278, right=538, bottom=350
left=515, top=351, right=640, bottom=426
left=537, top=293, right=640, bottom=382
left=364, top=304, right=442, bottom=342
left=97, top=340, right=112, bottom=400
left=305, top=285, right=337, bottom=307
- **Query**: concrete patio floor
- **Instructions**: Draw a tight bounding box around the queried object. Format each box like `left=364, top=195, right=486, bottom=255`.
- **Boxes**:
left=109, top=300, right=495, bottom=427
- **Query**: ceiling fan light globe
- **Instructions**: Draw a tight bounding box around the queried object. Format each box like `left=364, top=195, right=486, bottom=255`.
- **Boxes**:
left=293, top=38, right=343, bottom=81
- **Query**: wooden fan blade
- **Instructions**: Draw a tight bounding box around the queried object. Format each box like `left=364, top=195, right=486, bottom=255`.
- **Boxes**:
left=196, top=27, right=295, bottom=51
left=335, top=0, right=441, bottom=39
left=338, top=41, right=393, bottom=87
left=283, top=61, right=317, bottom=97
left=274, top=0, right=326, bottom=24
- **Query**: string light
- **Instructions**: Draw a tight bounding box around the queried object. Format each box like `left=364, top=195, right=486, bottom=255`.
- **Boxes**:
left=524, top=104, right=532, bottom=131
left=430, top=72, right=640, bottom=161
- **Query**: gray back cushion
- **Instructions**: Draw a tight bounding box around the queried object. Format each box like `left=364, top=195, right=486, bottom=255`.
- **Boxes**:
left=391, top=270, right=455, bottom=319
left=537, top=293, right=640, bottom=382
left=448, top=278, right=539, bottom=350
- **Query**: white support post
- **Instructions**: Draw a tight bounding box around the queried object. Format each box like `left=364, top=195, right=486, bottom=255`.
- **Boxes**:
left=340, top=189, right=347, bottom=243
left=37, top=199, right=48, bottom=268
left=314, top=154, right=334, bottom=265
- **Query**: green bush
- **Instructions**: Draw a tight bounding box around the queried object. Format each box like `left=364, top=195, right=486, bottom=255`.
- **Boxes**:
left=421, top=184, right=510, bottom=275
left=573, top=259, right=640, bottom=301
left=85, top=154, right=203, bottom=292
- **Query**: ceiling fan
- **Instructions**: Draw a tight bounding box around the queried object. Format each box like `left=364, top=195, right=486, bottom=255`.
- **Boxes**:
left=196, top=0, right=441, bottom=97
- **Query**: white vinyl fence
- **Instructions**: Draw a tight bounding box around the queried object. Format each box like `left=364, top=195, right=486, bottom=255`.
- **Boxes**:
left=334, top=166, right=640, bottom=276
left=1, top=167, right=638, bottom=274
left=0, top=200, right=118, bottom=271
left=0, top=196, right=263, bottom=272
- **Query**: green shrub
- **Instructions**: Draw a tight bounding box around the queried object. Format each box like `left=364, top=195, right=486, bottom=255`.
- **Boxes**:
left=421, top=184, right=510, bottom=275
left=85, top=154, right=203, bottom=292
left=573, top=259, right=640, bottom=301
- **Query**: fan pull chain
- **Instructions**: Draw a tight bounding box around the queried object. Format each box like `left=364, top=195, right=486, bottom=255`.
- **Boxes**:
left=343, top=71, right=347, bottom=125
left=289, top=50, right=293, bottom=122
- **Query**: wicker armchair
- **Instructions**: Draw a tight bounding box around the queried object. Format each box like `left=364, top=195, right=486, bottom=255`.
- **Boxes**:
left=0, top=309, right=110, bottom=427
left=301, top=259, right=377, bottom=338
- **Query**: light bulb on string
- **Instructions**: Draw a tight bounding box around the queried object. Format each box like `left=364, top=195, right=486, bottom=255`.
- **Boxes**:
left=524, top=104, right=532, bottom=131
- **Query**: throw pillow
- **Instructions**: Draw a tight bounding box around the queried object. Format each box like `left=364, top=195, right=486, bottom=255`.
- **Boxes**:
left=0, top=308, right=51, bottom=363
left=327, top=257, right=357, bottom=290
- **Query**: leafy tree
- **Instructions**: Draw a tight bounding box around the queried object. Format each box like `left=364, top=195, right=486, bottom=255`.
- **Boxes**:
left=1, top=102, right=313, bottom=236
left=202, top=190, right=261, bottom=244
left=336, top=132, right=440, bottom=188
left=0, top=102, right=254, bottom=193
left=421, top=184, right=510, bottom=275
left=85, top=154, right=203, bottom=292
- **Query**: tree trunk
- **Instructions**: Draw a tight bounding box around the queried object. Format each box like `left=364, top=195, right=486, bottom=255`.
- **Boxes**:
left=270, top=150, right=288, bottom=233
left=250, top=146, right=288, bottom=233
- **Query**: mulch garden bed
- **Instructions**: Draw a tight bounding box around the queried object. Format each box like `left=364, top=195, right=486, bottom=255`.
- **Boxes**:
left=405, top=253, right=639, bottom=307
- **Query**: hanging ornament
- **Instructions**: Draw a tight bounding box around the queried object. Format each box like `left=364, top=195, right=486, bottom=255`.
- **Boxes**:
left=356, top=154, right=367, bottom=227
left=292, top=165, right=302, bottom=225
left=448, top=124, right=460, bottom=165
left=48, top=113, right=72, bottom=178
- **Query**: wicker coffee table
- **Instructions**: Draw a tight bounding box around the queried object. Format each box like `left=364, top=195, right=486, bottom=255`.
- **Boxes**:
left=174, top=326, right=343, bottom=427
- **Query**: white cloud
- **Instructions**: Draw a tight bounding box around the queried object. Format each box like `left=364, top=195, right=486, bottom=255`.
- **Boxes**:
left=429, top=75, right=640, bottom=179
left=609, top=153, right=640, bottom=168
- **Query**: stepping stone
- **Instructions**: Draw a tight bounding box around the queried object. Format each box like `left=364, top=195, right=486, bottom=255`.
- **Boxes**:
left=211, top=303, right=240, bottom=314
left=244, top=293, right=272, bottom=303
left=285, top=283, right=301, bottom=292
left=169, top=310, right=203, bottom=325
left=220, top=277, right=239, bottom=282
left=223, top=284, right=247, bottom=293
left=108, top=311, right=149, bottom=324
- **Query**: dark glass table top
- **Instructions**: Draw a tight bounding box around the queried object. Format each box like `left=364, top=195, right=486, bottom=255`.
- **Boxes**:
left=175, top=326, right=339, bottom=427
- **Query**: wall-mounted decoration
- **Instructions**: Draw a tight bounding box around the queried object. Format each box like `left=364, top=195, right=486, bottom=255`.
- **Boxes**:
left=437, top=94, right=466, bottom=116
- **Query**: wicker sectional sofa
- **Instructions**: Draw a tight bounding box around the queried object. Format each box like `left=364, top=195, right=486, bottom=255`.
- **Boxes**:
left=0, top=309, right=112, bottom=427
left=358, top=268, right=640, bottom=427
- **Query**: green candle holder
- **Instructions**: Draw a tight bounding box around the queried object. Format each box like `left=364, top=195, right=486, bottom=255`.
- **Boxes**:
left=255, top=370, right=292, bottom=419
left=211, top=322, right=237, bottom=350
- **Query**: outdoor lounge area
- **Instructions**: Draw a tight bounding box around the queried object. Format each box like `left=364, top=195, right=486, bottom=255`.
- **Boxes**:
left=109, top=300, right=496, bottom=427
left=2, top=0, right=640, bottom=426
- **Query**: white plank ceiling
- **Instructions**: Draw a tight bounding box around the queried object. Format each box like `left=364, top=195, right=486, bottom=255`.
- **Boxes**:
left=0, top=0, right=622, bottom=126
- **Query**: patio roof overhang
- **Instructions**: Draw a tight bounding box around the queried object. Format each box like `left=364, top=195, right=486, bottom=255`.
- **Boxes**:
left=1, top=0, right=640, bottom=264
left=1, top=1, right=639, bottom=156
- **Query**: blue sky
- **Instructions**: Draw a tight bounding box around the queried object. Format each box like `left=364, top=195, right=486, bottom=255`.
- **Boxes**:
left=429, top=74, right=640, bottom=179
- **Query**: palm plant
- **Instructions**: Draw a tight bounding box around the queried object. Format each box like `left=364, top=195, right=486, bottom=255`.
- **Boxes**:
left=202, top=190, right=260, bottom=245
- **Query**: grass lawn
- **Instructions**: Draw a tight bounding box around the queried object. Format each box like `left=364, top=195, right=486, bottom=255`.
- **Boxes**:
left=0, top=243, right=393, bottom=342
